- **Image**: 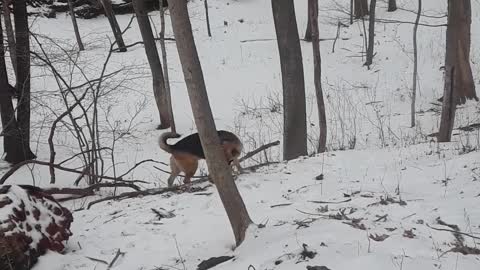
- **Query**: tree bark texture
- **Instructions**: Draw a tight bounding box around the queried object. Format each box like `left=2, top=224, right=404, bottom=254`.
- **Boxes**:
left=159, top=0, right=176, bottom=132
left=354, top=0, right=369, bottom=18
left=133, top=0, right=170, bottom=129
left=438, top=0, right=477, bottom=142
left=350, top=0, right=354, bottom=25
left=308, top=0, right=327, bottom=153
left=388, top=0, right=397, bottom=12
left=0, top=12, right=25, bottom=164
left=12, top=0, right=36, bottom=162
left=67, top=0, right=85, bottom=51
left=364, top=0, right=376, bottom=67
left=2, top=0, right=16, bottom=75
left=271, top=0, right=308, bottom=161
left=100, top=0, right=127, bottom=52
left=167, top=0, right=252, bottom=246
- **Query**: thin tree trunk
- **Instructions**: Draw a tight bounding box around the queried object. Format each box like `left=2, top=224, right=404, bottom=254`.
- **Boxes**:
left=438, top=0, right=476, bottom=142
left=133, top=0, right=170, bottom=129
left=350, top=0, right=354, bottom=25
left=2, top=0, right=16, bottom=75
left=411, top=0, right=421, bottom=127
left=304, top=9, right=312, bottom=42
left=159, top=0, right=175, bottom=132
left=12, top=0, right=36, bottom=162
left=354, top=0, right=369, bottom=19
left=168, top=0, right=252, bottom=246
left=364, top=0, right=376, bottom=68
left=100, top=0, right=127, bottom=52
left=388, top=0, right=397, bottom=12
left=271, top=0, right=308, bottom=160
left=0, top=12, right=24, bottom=164
left=309, top=0, right=327, bottom=153
left=67, top=0, right=85, bottom=51
left=204, top=0, right=212, bottom=37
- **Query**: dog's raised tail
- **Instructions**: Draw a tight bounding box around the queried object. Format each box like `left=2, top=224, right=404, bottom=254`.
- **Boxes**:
left=159, top=132, right=181, bottom=153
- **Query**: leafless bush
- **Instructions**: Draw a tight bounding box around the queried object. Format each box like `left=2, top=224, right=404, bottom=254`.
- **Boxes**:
left=233, top=91, right=283, bottom=165
left=24, top=32, right=150, bottom=186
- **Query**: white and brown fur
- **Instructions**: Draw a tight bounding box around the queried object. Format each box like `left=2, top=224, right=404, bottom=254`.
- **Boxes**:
left=159, top=130, right=243, bottom=187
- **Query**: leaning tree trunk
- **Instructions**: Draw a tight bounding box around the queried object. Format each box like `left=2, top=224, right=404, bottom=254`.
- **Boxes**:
left=67, top=0, right=85, bottom=51
left=272, top=0, right=308, bottom=160
left=364, top=0, right=376, bottom=68
left=388, top=0, right=397, bottom=12
left=159, top=0, right=176, bottom=132
left=133, top=0, right=170, bottom=129
left=438, top=0, right=477, bottom=142
left=100, top=0, right=127, bottom=52
left=354, top=0, right=369, bottom=18
left=0, top=13, right=25, bottom=164
left=168, top=0, right=252, bottom=246
left=2, top=0, right=16, bottom=76
left=12, top=0, right=36, bottom=162
left=309, top=0, right=327, bottom=153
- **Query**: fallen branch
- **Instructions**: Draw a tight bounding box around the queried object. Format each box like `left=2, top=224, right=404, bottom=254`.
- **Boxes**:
left=308, top=198, right=352, bottom=204
left=197, top=256, right=234, bottom=270
left=87, top=177, right=210, bottom=209
left=426, top=224, right=480, bottom=241
left=107, top=249, right=125, bottom=269
left=270, top=203, right=292, bottom=208
left=44, top=182, right=141, bottom=196
left=243, top=162, right=280, bottom=171
left=0, top=159, right=157, bottom=185
left=239, top=140, right=280, bottom=162
left=85, top=256, right=108, bottom=265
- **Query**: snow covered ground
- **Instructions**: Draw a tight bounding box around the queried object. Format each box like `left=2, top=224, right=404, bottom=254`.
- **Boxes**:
left=1, top=0, right=479, bottom=269
left=35, top=144, right=480, bottom=270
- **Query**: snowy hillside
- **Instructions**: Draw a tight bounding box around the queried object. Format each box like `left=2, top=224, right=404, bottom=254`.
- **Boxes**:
left=0, top=0, right=479, bottom=269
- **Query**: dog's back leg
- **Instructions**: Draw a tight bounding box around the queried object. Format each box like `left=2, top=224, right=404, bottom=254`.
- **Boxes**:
left=182, top=159, right=198, bottom=185
left=168, top=155, right=181, bottom=187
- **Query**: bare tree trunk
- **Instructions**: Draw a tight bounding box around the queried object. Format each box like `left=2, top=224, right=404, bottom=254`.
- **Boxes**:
left=308, top=0, right=327, bottom=153
left=100, top=0, right=127, bottom=52
left=354, top=0, right=369, bottom=19
left=364, top=0, right=376, bottom=68
left=388, top=0, right=397, bottom=12
left=67, top=0, right=85, bottom=51
left=271, top=0, right=308, bottom=160
left=0, top=12, right=25, bottom=164
left=304, top=8, right=312, bottom=42
left=438, top=0, right=477, bottom=142
left=168, top=0, right=252, bottom=246
left=411, top=0, right=421, bottom=127
left=350, top=0, right=354, bottom=25
left=133, top=0, right=170, bottom=129
left=2, top=0, right=16, bottom=75
left=159, top=0, right=175, bottom=132
left=204, top=0, right=212, bottom=37
left=12, top=0, right=36, bottom=162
